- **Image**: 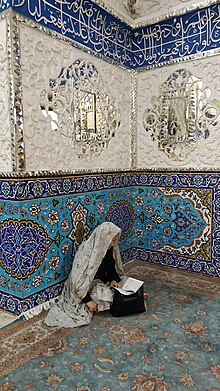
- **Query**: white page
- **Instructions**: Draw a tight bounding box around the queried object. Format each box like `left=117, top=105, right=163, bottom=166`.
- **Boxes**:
left=114, top=287, right=135, bottom=295
left=122, top=277, right=144, bottom=293
left=113, top=277, right=144, bottom=295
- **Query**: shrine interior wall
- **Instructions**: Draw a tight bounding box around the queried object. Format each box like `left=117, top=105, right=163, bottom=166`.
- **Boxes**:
left=19, top=24, right=132, bottom=172
left=136, top=56, right=220, bottom=169
left=0, top=6, right=220, bottom=316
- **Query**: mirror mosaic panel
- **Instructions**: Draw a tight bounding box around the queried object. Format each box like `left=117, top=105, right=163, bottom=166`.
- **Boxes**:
left=143, top=69, right=220, bottom=162
left=40, top=59, right=120, bottom=160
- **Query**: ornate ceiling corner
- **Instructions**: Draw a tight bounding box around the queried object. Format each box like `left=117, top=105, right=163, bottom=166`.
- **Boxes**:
left=93, top=0, right=220, bottom=27
left=123, top=0, right=141, bottom=20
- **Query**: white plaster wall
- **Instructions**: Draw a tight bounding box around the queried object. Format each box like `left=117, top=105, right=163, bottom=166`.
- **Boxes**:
left=20, top=24, right=132, bottom=172
left=133, top=0, right=206, bottom=22
left=99, top=0, right=203, bottom=22
left=137, top=55, right=220, bottom=168
left=0, top=18, right=12, bottom=172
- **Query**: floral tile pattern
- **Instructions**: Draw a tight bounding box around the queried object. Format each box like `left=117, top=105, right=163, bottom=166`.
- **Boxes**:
left=0, top=187, right=135, bottom=314
left=0, top=219, right=52, bottom=280
left=0, top=171, right=219, bottom=315
left=0, top=277, right=219, bottom=390
left=132, top=187, right=210, bottom=256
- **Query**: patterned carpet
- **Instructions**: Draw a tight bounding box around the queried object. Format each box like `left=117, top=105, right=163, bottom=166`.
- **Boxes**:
left=0, top=262, right=220, bottom=391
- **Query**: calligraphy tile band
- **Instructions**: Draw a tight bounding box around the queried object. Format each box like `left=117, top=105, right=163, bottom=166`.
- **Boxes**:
left=1, top=1, right=220, bottom=69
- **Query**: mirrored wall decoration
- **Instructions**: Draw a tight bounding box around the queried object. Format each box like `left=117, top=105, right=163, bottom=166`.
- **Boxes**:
left=143, top=69, right=220, bottom=162
left=40, top=59, right=120, bottom=160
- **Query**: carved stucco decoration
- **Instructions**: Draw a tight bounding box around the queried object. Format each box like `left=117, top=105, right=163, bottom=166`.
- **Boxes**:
left=0, top=19, right=12, bottom=172
left=40, top=59, right=120, bottom=160
left=142, top=69, right=220, bottom=162
left=20, top=24, right=131, bottom=172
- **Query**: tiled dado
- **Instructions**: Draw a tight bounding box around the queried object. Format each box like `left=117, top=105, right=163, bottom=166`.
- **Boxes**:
left=0, top=171, right=219, bottom=314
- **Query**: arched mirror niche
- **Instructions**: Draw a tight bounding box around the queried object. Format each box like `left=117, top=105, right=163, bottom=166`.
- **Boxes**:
left=143, top=69, right=220, bottom=162
left=40, top=59, right=120, bottom=160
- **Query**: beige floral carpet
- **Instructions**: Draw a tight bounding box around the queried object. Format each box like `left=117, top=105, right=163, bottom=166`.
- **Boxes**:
left=0, top=262, right=220, bottom=391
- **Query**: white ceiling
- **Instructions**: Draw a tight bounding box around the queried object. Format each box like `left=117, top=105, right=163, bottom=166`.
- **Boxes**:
left=96, top=0, right=215, bottom=24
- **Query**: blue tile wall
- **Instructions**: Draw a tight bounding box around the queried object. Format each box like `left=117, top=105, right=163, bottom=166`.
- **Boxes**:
left=0, top=173, right=136, bottom=314
left=10, top=0, right=133, bottom=68
left=132, top=5, right=220, bottom=68
left=0, top=171, right=219, bottom=315
left=0, top=0, right=12, bottom=12
left=1, top=1, right=220, bottom=69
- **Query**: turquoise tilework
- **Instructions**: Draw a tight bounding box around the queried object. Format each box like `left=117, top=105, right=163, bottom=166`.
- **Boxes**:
left=0, top=171, right=218, bottom=314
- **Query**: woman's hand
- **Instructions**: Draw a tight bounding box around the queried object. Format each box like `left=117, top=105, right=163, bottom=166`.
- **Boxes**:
left=110, top=280, right=122, bottom=288
left=86, top=300, right=98, bottom=314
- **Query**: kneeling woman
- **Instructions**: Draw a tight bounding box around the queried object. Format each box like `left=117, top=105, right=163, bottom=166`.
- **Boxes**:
left=45, top=222, right=123, bottom=328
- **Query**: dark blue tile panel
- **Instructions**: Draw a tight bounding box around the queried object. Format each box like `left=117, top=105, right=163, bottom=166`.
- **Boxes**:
left=11, top=0, right=133, bottom=68
left=7, top=1, right=220, bottom=69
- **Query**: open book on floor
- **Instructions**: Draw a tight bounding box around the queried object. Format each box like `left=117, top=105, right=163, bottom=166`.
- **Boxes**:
left=113, top=277, right=144, bottom=295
